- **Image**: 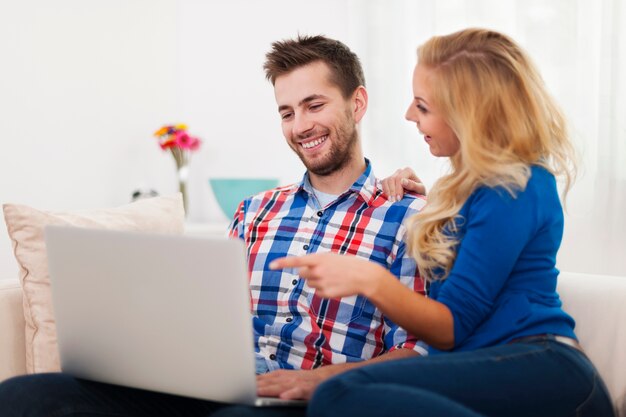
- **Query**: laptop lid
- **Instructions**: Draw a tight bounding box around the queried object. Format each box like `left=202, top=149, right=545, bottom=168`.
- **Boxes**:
left=44, top=225, right=260, bottom=405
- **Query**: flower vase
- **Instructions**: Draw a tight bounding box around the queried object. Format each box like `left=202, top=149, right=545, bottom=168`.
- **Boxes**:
left=177, top=164, right=189, bottom=216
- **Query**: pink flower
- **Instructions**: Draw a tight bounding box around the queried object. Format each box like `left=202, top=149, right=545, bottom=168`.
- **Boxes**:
left=152, top=124, right=202, bottom=152
left=173, top=131, right=202, bottom=150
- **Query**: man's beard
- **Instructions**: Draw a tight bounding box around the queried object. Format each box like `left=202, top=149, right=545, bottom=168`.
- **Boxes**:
left=292, top=113, right=359, bottom=177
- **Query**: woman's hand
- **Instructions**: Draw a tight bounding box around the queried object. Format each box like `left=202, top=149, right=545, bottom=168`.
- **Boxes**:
left=269, top=253, right=386, bottom=299
left=381, top=167, right=426, bottom=202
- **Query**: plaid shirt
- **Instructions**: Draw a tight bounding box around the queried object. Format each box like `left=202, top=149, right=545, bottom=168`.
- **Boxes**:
left=229, top=160, right=427, bottom=371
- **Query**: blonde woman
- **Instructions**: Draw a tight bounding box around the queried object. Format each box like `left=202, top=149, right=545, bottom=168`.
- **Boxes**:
left=271, top=28, right=615, bottom=417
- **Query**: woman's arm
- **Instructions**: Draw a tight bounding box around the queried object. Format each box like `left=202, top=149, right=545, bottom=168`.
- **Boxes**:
left=270, top=253, right=455, bottom=350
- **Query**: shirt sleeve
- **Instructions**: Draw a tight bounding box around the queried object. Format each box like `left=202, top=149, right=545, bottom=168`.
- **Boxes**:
left=228, top=199, right=247, bottom=240
left=436, top=187, right=537, bottom=347
left=383, top=239, right=429, bottom=356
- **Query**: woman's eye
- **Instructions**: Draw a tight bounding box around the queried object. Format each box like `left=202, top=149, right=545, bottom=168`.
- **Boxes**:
left=417, top=104, right=428, bottom=114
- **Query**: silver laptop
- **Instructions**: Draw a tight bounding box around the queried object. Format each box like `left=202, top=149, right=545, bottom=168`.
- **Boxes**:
left=44, top=225, right=305, bottom=407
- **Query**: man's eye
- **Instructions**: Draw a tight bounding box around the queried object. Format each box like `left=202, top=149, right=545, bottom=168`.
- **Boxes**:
left=310, top=104, right=323, bottom=111
left=281, top=112, right=293, bottom=120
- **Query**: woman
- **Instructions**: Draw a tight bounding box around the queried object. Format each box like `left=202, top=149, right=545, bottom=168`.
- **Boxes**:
left=271, top=28, right=615, bottom=417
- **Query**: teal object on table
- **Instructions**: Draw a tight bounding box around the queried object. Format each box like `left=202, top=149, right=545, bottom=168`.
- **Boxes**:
left=209, top=178, right=280, bottom=219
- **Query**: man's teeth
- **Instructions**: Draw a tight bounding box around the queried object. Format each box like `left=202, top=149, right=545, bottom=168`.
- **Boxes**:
left=301, top=135, right=328, bottom=149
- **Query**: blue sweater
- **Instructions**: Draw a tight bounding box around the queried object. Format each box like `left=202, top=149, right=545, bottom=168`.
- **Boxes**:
left=428, top=166, right=576, bottom=354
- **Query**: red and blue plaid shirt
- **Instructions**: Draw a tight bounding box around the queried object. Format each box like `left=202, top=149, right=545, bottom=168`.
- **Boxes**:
left=229, top=161, right=427, bottom=371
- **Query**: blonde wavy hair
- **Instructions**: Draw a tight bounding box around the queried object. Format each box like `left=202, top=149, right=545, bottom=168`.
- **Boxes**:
left=406, top=28, right=577, bottom=282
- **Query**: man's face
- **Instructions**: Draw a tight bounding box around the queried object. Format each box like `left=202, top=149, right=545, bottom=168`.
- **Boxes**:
left=274, top=61, right=359, bottom=176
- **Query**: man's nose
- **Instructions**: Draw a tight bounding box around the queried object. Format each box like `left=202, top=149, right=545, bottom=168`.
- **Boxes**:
left=293, top=112, right=314, bottom=137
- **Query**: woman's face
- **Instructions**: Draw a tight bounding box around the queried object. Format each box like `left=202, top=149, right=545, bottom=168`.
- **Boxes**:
left=405, top=64, right=460, bottom=157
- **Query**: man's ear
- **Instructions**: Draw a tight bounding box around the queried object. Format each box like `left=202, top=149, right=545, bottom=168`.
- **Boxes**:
left=352, top=86, right=368, bottom=123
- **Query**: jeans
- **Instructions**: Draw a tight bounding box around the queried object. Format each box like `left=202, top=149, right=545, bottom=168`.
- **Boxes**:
left=309, top=338, right=615, bottom=417
left=0, top=340, right=614, bottom=417
left=0, top=373, right=305, bottom=417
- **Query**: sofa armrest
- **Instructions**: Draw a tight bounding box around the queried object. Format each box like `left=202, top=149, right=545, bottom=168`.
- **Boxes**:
left=0, top=279, right=26, bottom=381
left=558, top=271, right=626, bottom=417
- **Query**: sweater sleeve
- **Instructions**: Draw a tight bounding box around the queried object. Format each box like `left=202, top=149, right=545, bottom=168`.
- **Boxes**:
left=436, top=186, right=538, bottom=347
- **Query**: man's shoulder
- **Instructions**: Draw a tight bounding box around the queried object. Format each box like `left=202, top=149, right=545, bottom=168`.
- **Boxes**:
left=393, top=192, right=427, bottom=221
left=400, top=190, right=427, bottom=207
left=376, top=188, right=427, bottom=214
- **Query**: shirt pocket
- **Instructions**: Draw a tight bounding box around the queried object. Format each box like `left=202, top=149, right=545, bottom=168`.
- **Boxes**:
left=307, top=292, right=367, bottom=325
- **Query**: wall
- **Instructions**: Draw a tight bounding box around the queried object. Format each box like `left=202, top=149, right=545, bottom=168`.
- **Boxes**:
left=0, top=0, right=356, bottom=280
left=1, top=0, right=624, bottom=280
left=0, top=0, right=179, bottom=280
left=175, top=0, right=355, bottom=223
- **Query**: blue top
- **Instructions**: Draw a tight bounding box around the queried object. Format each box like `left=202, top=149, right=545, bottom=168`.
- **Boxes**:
left=428, top=166, right=576, bottom=354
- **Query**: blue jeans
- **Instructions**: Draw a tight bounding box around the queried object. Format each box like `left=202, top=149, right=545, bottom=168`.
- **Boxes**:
left=309, top=338, right=615, bottom=417
left=0, top=373, right=305, bottom=417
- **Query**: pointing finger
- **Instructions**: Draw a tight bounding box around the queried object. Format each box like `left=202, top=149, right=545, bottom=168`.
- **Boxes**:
left=269, top=255, right=318, bottom=270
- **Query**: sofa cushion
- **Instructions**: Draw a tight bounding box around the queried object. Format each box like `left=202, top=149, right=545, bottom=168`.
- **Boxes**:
left=2, top=195, right=184, bottom=374
left=558, top=271, right=626, bottom=416
left=0, top=279, right=25, bottom=381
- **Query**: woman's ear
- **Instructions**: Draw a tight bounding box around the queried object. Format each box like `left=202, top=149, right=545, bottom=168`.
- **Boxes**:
left=352, top=86, right=368, bottom=123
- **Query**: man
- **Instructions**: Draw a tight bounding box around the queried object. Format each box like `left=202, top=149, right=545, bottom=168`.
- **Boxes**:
left=231, top=35, right=427, bottom=403
left=0, top=35, right=425, bottom=417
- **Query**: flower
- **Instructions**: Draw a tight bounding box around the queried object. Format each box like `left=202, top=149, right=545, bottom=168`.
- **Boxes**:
left=152, top=124, right=202, bottom=169
left=152, top=124, right=202, bottom=214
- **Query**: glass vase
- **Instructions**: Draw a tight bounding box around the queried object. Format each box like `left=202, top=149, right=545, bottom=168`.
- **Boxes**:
left=177, top=164, right=189, bottom=216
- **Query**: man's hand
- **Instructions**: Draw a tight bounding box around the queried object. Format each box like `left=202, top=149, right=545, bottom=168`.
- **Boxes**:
left=381, top=167, right=426, bottom=201
left=256, top=349, right=419, bottom=400
left=256, top=368, right=330, bottom=400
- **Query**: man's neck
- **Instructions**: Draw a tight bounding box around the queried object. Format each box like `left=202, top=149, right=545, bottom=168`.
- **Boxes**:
left=308, top=156, right=367, bottom=195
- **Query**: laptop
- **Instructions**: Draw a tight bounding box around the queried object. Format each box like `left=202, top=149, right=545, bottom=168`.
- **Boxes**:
left=44, top=225, right=305, bottom=407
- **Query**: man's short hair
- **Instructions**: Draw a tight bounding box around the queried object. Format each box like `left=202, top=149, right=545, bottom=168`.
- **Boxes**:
left=263, top=35, right=365, bottom=99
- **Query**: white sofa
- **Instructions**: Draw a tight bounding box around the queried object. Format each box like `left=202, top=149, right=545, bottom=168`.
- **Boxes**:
left=1, top=272, right=625, bottom=415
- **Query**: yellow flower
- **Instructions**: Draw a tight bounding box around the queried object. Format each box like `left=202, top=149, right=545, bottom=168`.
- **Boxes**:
left=154, top=126, right=169, bottom=137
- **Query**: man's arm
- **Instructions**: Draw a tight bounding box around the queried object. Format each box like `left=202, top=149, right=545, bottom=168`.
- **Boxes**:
left=256, top=198, right=427, bottom=401
left=256, top=348, right=419, bottom=400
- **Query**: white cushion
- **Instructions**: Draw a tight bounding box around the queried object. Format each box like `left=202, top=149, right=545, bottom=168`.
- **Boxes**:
left=558, top=271, right=626, bottom=416
left=2, top=195, right=184, bottom=374
left=0, top=279, right=26, bottom=381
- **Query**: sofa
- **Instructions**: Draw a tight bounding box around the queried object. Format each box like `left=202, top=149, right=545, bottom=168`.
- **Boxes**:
left=1, top=272, right=625, bottom=415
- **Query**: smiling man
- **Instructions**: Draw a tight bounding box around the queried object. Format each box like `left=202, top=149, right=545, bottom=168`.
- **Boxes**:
left=0, top=35, right=426, bottom=417
left=226, top=35, right=428, bottom=409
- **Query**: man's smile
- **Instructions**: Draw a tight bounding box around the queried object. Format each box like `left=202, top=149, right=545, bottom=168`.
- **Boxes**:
left=300, top=134, right=329, bottom=150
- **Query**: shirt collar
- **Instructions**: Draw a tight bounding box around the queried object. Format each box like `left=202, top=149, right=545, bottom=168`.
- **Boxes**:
left=293, top=158, right=379, bottom=206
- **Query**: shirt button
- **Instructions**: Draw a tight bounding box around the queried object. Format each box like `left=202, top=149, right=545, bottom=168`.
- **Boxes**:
left=292, top=279, right=298, bottom=285
left=286, top=317, right=293, bottom=322
left=303, top=244, right=309, bottom=250
left=317, top=211, right=323, bottom=217
left=269, top=354, right=276, bottom=360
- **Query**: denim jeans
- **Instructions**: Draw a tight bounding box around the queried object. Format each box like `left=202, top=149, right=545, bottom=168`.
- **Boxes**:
left=309, top=338, right=615, bottom=417
left=0, top=373, right=305, bottom=417
left=0, top=340, right=614, bottom=417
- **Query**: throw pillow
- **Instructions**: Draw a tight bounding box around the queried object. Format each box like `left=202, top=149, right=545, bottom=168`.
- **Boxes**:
left=2, top=194, right=185, bottom=374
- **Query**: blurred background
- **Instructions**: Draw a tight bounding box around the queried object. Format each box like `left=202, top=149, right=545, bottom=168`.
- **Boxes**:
left=1, top=0, right=624, bottom=279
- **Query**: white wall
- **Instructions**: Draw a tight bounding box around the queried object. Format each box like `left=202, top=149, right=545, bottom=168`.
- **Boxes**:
left=350, top=0, right=626, bottom=277
left=0, top=0, right=180, bottom=280
left=1, top=0, right=624, bottom=280
left=0, top=0, right=357, bottom=280
left=175, top=0, right=355, bottom=223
